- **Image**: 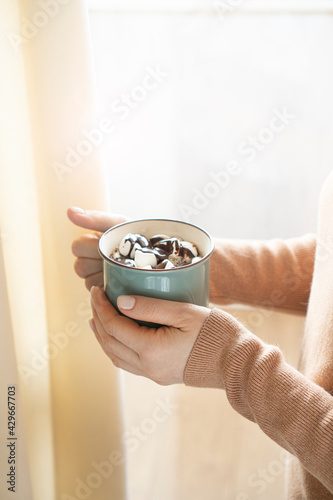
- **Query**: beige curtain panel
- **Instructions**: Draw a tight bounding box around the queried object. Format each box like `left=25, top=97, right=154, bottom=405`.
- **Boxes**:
left=0, top=1, right=309, bottom=499
left=0, top=1, right=126, bottom=499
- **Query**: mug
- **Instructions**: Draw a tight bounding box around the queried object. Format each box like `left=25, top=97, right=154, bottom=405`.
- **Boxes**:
left=99, top=218, right=214, bottom=325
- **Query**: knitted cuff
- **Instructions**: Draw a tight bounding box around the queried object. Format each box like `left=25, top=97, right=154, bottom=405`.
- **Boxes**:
left=184, top=308, right=245, bottom=389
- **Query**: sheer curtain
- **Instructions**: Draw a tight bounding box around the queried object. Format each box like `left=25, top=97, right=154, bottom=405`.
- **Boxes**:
left=88, top=1, right=333, bottom=499
left=0, top=1, right=125, bottom=499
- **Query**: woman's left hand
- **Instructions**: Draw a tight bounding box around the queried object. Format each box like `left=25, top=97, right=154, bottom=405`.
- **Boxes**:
left=90, top=287, right=210, bottom=385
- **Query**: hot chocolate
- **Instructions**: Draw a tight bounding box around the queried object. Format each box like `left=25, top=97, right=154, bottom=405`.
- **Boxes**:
left=109, top=233, right=201, bottom=269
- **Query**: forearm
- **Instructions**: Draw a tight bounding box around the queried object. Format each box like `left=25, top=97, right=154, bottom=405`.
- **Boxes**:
left=184, top=308, right=333, bottom=493
left=209, top=234, right=316, bottom=314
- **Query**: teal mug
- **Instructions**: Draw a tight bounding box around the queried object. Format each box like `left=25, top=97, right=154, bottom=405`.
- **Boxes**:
left=98, top=219, right=214, bottom=325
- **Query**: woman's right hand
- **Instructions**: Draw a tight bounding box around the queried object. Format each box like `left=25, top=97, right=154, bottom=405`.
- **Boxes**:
left=67, top=207, right=129, bottom=290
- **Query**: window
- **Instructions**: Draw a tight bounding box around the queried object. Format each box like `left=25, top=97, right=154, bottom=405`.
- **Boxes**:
left=88, top=0, right=333, bottom=239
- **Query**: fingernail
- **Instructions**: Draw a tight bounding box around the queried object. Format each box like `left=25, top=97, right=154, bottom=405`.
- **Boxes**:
left=89, top=319, right=95, bottom=332
left=118, top=295, right=136, bottom=310
left=71, top=206, right=85, bottom=214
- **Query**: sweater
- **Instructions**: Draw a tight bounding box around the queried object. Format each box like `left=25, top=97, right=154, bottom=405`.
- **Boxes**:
left=184, top=171, right=333, bottom=499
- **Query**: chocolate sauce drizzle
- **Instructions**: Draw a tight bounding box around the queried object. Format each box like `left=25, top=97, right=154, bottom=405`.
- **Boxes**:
left=113, top=233, right=200, bottom=268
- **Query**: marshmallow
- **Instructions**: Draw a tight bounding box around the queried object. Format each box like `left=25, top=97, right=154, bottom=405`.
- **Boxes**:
left=151, top=246, right=169, bottom=262
left=179, top=247, right=196, bottom=264
left=156, top=237, right=180, bottom=255
left=150, top=234, right=171, bottom=247
left=134, top=248, right=158, bottom=268
left=110, top=232, right=201, bottom=269
left=180, top=241, right=199, bottom=257
left=119, top=239, right=131, bottom=257
left=156, top=259, right=175, bottom=269
left=130, top=242, right=141, bottom=259
left=119, top=233, right=149, bottom=257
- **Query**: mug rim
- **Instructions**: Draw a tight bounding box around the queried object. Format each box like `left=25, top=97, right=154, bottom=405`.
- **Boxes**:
left=98, top=218, right=214, bottom=272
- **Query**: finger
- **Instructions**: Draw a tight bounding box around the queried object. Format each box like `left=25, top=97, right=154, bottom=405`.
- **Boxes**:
left=91, top=312, right=141, bottom=368
left=85, top=273, right=104, bottom=291
left=90, top=319, right=144, bottom=376
left=74, top=257, right=103, bottom=279
left=91, top=286, right=152, bottom=351
left=72, top=233, right=101, bottom=258
left=117, top=295, right=208, bottom=329
left=106, top=354, right=145, bottom=377
left=67, top=207, right=128, bottom=232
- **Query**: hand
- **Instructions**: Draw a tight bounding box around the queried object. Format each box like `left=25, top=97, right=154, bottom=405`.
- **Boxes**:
left=90, top=286, right=211, bottom=385
left=67, top=206, right=129, bottom=290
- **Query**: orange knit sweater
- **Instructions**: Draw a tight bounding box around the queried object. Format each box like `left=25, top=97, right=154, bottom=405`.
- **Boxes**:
left=184, top=171, right=333, bottom=498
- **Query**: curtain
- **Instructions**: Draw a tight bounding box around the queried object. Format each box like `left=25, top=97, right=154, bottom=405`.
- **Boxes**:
left=0, top=1, right=126, bottom=499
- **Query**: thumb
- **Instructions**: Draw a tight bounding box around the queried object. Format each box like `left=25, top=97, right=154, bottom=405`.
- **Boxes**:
left=117, top=295, right=208, bottom=329
left=67, top=207, right=128, bottom=233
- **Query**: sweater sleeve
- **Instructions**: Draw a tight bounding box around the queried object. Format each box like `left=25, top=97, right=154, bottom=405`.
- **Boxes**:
left=210, top=234, right=316, bottom=314
left=184, top=308, right=333, bottom=493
